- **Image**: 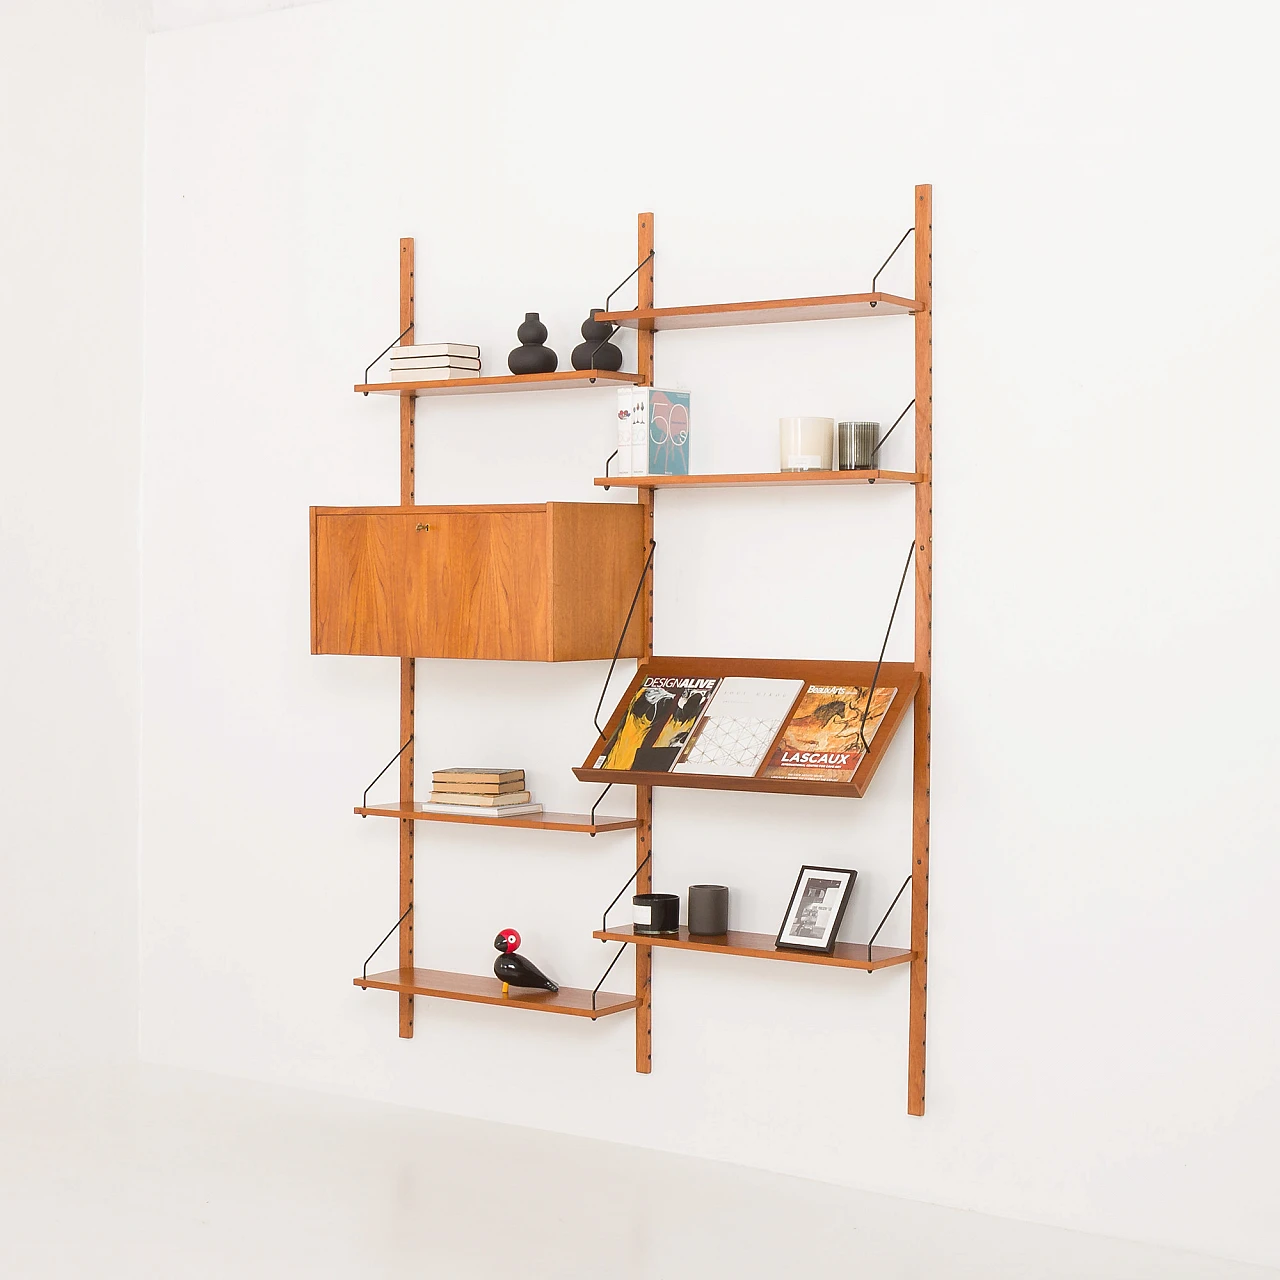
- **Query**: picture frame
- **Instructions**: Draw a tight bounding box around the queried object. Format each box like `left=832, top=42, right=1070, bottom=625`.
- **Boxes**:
left=774, top=865, right=858, bottom=955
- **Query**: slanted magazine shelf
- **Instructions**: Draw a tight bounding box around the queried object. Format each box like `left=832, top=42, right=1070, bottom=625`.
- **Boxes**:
left=573, top=656, right=918, bottom=799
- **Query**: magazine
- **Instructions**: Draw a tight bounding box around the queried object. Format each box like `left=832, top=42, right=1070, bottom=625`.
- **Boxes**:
left=672, top=677, right=805, bottom=777
left=760, top=684, right=898, bottom=783
left=595, top=676, right=720, bottom=772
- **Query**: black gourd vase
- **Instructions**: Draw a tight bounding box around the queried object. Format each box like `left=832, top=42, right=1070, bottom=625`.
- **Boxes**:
left=508, top=312, right=558, bottom=374
left=570, top=308, right=623, bottom=372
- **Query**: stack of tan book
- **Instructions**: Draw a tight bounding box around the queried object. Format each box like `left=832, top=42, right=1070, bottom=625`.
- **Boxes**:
left=420, top=768, right=542, bottom=818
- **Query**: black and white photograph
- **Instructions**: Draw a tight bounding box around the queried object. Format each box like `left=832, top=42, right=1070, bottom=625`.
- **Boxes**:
left=775, top=866, right=858, bottom=955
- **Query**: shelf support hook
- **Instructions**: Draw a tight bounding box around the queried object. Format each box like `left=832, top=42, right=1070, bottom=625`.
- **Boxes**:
left=857, top=541, right=916, bottom=756
left=591, top=942, right=632, bottom=1015
left=361, top=735, right=415, bottom=815
left=866, top=876, right=912, bottom=966
left=600, top=851, right=652, bottom=937
left=362, top=902, right=414, bottom=982
left=361, top=321, right=416, bottom=391
left=589, top=783, right=615, bottom=837
left=593, top=539, right=657, bottom=737
left=869, top=399, right=915, bottom=464
left=870, top=226, right=914, bottom=302
left=584, top=248, right=657, bottom=369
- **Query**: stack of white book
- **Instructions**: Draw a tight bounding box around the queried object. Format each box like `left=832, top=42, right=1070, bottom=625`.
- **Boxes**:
left=387, top=342, right=481, bottom=382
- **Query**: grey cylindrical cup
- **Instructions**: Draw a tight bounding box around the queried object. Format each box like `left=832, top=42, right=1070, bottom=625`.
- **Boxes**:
left=687, top=884, right=729, bottom=936
left=837, top=420, right=880, bottom=470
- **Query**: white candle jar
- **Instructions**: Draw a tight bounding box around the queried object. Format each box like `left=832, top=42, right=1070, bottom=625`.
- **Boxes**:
left=779, top=416, right=835, bottom=472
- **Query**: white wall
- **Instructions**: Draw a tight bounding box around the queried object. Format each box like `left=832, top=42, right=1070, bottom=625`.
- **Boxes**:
left=0, top=0, right=146, bottom=1070
left=139, top=0, right=1280, bottom=1269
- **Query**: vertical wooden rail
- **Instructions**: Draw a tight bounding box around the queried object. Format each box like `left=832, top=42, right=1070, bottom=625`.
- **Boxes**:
left=634, top=212, right=655, bottom=1074
left=908, top=186, right=932, bottom=1113
left=398, top=237, right=416, bottom=1039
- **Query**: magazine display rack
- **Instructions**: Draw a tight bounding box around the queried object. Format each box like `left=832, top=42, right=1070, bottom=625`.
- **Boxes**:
left=330, top=186, right=933, bottom=1113
left=573, top=656, right=920, bottom=799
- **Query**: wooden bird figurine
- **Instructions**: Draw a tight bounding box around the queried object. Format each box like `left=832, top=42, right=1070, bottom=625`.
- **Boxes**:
left=493, top=929, right=558, bottom=995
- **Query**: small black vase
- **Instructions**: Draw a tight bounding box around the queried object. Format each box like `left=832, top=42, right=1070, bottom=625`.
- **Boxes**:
left=571, top=308, right=623, bottom=372
left=508, top=312, right=558, bottom=375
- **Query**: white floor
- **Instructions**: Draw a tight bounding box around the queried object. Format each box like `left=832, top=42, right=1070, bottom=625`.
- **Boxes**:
left=0, top=1065, right=1273, bottom=1280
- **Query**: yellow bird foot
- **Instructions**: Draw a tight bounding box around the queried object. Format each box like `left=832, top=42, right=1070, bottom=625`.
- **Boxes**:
left=502, top=982, right=509, bottom=996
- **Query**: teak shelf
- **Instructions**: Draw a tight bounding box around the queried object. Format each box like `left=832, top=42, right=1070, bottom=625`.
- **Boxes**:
left=354, top=968, right=639, bottom=1019
left=574, top=656, right=919, bottom=799
left=355, top=802, right=638, bottom=835
left=596, top=469, right=922, bottom=490
left=355, top=370, right=644, bottom=397
left=595, top=292, right=918, bottom=330
left=593, top=926, right=913, bottom=972
left=329, top=187, right=933, bottom=1114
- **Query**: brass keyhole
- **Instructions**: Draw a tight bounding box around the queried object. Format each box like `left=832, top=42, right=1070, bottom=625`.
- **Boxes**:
left=415, top=523, right=430, bottom=532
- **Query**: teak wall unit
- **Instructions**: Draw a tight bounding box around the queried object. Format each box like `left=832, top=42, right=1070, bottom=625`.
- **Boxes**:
left=324, top=187, right=932, bottom=1114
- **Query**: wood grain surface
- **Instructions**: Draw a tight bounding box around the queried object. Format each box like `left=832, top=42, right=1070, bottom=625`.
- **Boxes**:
left=311, top=503, right=644, bottom=661
left=398, top=236, right=416, bottom=1040
left=353, top=803, right=638, bottom=834
left=355, top=370, right=643, bottom=396
left=354, top=968, right=639, bottom=1019
left=593, top=926, right=913, bottom=971
left=908, top=184, right=933, bottom=1115
left=596, top=291, right=919, bottom=330
left=596, top=470, right=922, bottom=490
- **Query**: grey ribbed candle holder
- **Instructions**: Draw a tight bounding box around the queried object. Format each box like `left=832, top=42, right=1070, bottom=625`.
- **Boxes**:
left=687, top=884, right=729, bottom=936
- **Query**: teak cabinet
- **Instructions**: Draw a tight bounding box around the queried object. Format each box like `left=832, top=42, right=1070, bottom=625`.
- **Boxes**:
left=310, top=502, right=645, bottom=661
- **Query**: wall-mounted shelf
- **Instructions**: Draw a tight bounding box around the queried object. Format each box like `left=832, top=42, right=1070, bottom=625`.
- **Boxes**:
left=574, top=656, right=919, bottom=799
left=594, top=925, right=912, bottom=971
left=355, top=802, right=638, bottom=835
left=332, top=187, right=934, bottom=1111
left=596, top=470, right=922, bottom=490
left=354, top=370, right=644, bottom=397
left=354, top=968, right=639, bottom=1019
left=596, top=292, right=918, bottom=331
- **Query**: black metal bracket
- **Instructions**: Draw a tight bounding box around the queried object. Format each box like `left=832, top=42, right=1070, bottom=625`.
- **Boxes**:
left=588, top=784, right=614, bottom=837
left=590, top=843, right=654, bottom=1011
left=362, top=322, right=416, bottom=392
left=593, top=539, right=656, bottom=737
left=600, top=850, right=652, bottom=936
left=591, top=942, right=632, bottom=1008
left=361, top=902, right=413, bottom=982
left=870, top=227, right=914, bottom=302
left=866, top=875, right=911, bottom=965
left=601, top=449, right=620, bottom=488
left=857, top=540, right=916, bottom=756
left=361, top=735, right=414, bottom=815
left=870, top=399, right=916, bottom=465
left=584, top=248, right=656, bottom=371
left=591, top=942, right=631, bottom=1014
